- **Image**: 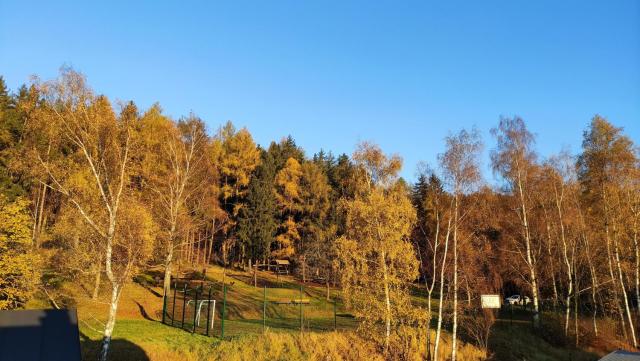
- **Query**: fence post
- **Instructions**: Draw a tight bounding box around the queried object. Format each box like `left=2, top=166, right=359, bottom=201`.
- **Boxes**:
left=263, top=285, right=266, bottom=333
left=206, top=286, right=212, bottom=337
left=299, top=284, right=303, bottom=333
left=221, top=284, right=227, bottom=339
left=171, top=281, right=177, bottom=326
left=193, top=285, right=199, bottom=333
left=181, top=283, right=187, bottom=329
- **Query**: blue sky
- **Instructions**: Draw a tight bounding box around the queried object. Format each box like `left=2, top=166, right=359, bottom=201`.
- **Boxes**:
left=1, top=1, right=638, bottom=182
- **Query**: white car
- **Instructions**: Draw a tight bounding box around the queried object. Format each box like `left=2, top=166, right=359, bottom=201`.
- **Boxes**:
left=505, top=295, right=531, bottom=305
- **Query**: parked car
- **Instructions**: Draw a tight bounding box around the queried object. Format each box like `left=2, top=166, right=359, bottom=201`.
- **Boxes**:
left=505, top=295, right=531, bottom=305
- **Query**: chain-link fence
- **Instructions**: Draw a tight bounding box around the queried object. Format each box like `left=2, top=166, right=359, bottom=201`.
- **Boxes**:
left=162, top=279, right=357, bottom=338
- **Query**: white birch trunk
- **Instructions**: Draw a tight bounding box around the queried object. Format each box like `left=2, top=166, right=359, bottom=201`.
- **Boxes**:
left=614, top=236, right=637, bottom=347
left=451, top=195, right=459, bottom=361
left=517, top=171, right=540, bottom=327
left=380, top=250, right=392, bottom=354
left=433, top=218, right=452, bottom=361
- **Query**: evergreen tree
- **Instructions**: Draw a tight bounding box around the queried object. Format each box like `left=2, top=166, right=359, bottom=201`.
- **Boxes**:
left=237, top=150, right=278, bottom=261
left=0, top=78, right=27, bottom=200
left=268, top=135, right=305, bottom=171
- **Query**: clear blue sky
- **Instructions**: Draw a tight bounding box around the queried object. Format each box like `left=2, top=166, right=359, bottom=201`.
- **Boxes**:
left=1, top=1, right=638, bottom=181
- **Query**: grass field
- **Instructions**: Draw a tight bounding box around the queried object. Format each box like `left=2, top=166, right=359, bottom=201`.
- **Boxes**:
left=29, top=264, right=616, bottom=360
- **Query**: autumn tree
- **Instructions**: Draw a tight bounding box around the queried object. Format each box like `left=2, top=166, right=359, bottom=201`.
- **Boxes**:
left=437, top=128, right=482, bottom=360
left=298, top=161, right=333, bottom=283
left=30, top=69, right=153, bottom=361
left=577, top=115, right=638, bottom=346
left=139, top=106, right=209, bottom=296
left=0, top=195, right=39, bottom=309
left=273, top=157, right=303, bottom=259
left=491, top=117, right=542, bottom=328
left=412, top=167, right=450, bottom=360
left=336, top=142, right=418, bottom=353
left=216, top=121, right=260, bottom=264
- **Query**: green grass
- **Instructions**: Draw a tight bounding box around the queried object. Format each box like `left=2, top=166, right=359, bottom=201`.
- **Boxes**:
left=79, top=319, right=219, bottom=361
left=33, top=264, right=615, bottom=360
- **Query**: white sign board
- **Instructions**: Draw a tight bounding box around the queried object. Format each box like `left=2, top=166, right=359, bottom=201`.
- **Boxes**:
left=481, top=294, right=501, bottom=309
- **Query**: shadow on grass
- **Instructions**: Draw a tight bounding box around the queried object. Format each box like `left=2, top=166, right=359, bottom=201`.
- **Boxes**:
left=134, top=301, right=154, bottom=322
left=488, top=320, right=599, bottom=361
left=79, top=331, right=150, bottom=361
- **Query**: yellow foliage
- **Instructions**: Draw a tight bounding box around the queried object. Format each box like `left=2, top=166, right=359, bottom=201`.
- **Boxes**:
left=0, top=196, right=40, bottom=309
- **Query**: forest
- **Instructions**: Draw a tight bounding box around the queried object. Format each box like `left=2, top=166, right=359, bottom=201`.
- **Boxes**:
left=0, top=68, right=638, bottom=361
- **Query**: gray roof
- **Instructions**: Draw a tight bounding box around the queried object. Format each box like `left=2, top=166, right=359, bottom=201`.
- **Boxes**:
left=600, top=350, right=640, bottom=361
left=0, top=309, right=81, bottom=361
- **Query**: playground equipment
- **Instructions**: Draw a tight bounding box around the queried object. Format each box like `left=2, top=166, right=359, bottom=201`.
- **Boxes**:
left=186, top=299, right=216, bottom=329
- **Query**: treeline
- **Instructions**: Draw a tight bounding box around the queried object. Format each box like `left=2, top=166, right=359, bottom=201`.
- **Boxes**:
left=0, top=68, right=638, bottom=360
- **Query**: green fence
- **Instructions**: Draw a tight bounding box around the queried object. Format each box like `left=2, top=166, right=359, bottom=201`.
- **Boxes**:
left=162, top=280, right=356, bottom=338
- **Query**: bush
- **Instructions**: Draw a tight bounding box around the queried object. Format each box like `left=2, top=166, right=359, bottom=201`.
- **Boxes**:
left=133, top=273, right=155, bottom=287
left=539, top=313, right=570, bottom=347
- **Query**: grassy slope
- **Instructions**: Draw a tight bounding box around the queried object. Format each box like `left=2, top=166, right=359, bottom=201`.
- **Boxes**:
left=30, top=265, right=609, bottom=360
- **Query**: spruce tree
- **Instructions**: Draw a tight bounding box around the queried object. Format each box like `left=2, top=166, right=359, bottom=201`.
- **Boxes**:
left=237, top=150, right=277, bottom=262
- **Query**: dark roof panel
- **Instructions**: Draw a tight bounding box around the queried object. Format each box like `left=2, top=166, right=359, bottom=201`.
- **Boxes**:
left=0, top=309, right=81, bottom=361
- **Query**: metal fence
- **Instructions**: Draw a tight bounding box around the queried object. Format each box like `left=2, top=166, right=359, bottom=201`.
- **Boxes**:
left=161, top=280, right=356, bottom=338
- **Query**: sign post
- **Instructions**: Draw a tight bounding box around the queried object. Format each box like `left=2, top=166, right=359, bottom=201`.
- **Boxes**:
left=481, top=294, right=501, bottom=309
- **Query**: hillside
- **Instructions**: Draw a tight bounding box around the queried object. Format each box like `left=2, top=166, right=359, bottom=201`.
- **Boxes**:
left=26, top=264, right=611, bottom=361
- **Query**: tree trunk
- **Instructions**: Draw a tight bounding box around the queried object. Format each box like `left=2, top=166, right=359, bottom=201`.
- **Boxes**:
left=99, top=225, right=122, bottom=361
left=574, top=277, right=580, bottom=346
left=606, top=224, right=628, bottom=340
left=545, top=220, right=559, bottom=308
left=302, top=256, right=306, bottom=283
left=633, top=220, right=640, bottom=317
left=451, top=194, right=459, bottom=361
left=517, top=173, right=540, bottom=327
left=326, top=280, right=330, bottom=301
left=426, top=211, right=441, bottom=361
left=99, top=282, right=121, bottom=361
left=615, top=235, right=637, bottom=347
left=555, top=185, right=572, bottom=336
left=92, top=263, right=102, bottom=300
left=433, top=219, right=452, bottom=361
left=380, top=250, right=392, bottom=354
left=207, top=219, right=215, bottom=263
left=589, top=261, right=599, bottom=337
left=426, top=287, right=433, bottom=360
left=163, top=245, right=174, bottom=298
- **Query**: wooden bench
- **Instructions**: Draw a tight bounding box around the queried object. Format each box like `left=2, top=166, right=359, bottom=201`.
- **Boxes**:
left=273, top=299, right=310, bottom=305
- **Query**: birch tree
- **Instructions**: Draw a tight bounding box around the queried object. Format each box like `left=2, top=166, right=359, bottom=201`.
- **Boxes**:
left=336, top=142, right=418, bottom=353
left=412, top=168, right=448, bottom=360
left=577, top=116, right=638, bottom=346
left=438, top=128, right=482, bottom=360
left=31, top=69, right=151, bottom=361
left=491, top=116, right=542, bottom=328
left=139, top=106, right=209, bottom=297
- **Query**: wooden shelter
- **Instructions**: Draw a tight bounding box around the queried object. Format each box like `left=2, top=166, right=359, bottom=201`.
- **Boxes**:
left=270, top=259, right=290, bottom=275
